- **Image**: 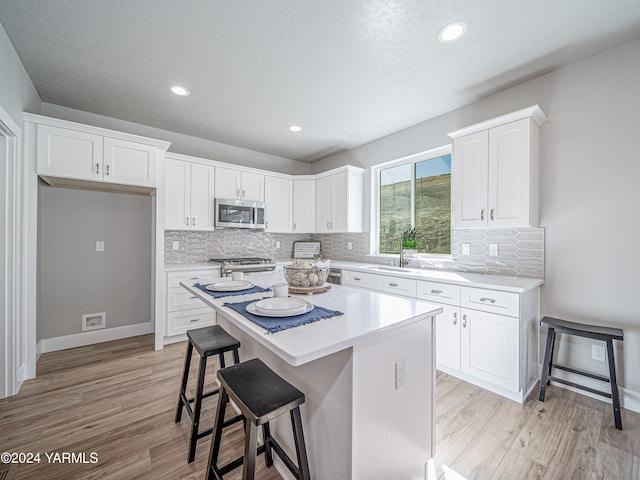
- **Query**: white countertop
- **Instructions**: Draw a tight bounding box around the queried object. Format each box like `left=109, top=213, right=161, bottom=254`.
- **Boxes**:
left=181, top=272, right=442, bottom=367
left=331, top=260, right=543, bottom=292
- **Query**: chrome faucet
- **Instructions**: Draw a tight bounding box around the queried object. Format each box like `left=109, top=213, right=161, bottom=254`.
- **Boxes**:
left=391, top=238, right=410, bottom=268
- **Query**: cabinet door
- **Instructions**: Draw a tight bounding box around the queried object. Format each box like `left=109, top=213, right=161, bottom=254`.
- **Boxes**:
left=460, top=308, right=519, bottom=392
left=215, top=166, right=242, bottom=199
left=330, top=171, right=348, bottom=232
left=190, top=163, right=216, bottom=231
left=488, top=118, right=531, bottom=227
left=36, top=124, right=103, bottom=181
left=452, top=131, right=488, bottom=228
left=315, top=175, right=332, bottom=232
left=103, top=137, right=157, bottom=187
left=264, top=176, right=292, bottom=232
left=164, top=159, right=191, bottom=230
left=241, top=171, right=265, bottom=201
left=293, top=179, right=315, bottom=233
left=436, top=304, right=461, bottom=371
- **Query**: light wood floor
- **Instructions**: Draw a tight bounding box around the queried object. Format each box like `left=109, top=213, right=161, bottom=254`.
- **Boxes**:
left=1, top=335, right=638, bottom=479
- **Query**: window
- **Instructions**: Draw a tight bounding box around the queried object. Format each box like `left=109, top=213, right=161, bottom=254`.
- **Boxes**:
left=376, top=146, right=452, bottom=255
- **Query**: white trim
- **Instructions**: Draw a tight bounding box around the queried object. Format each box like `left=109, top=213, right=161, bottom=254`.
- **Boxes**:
left=39, top=322, right=154, bottom=354
left=447, top=105, right=547, bottom=139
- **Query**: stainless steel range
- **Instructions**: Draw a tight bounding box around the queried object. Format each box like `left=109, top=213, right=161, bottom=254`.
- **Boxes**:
left=208, top=257, right=276, bottom=276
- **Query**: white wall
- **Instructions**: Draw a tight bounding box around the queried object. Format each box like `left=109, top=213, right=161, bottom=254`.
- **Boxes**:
left=41, top=103, right=311, bottom=176
left=313, top=40, right=640, bottom=407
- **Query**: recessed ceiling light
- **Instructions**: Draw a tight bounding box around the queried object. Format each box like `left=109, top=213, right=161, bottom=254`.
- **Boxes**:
left=289, top=125, right=302, bottom=132
left=438, top=21, right=467, bottom=43
left=169, top=85, right=190, bottom=96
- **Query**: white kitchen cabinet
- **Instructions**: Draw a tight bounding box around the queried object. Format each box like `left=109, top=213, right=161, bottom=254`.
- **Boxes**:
left=449, top=105, right=546, bottom=228
left=264, top=175, right=293, bottom=232
left=315, top=166, right=363, bottom=233
left=166, top=269, right=218, bottom=337
left=293, top=179, right=315, bottom=233
left=435, top=304, right=461, bottom=371
left=165, top=158, right=215, bottom=231
left=342, top=270, right=417, bottom=298
left=215, top=166, right=264, bottom=201
left=37, top=123, right=160, bottom=188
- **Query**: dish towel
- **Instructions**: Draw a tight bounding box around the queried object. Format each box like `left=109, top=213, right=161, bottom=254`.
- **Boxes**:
left=194, top=283, right=272, bottom=298
left=223, top=298, right=344, bottom=333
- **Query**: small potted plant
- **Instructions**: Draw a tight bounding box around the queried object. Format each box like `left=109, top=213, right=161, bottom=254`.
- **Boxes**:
left=401, top=227, right=417, bottom=255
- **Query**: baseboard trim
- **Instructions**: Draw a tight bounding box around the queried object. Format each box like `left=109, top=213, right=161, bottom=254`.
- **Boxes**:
left=36, top=339, right=43, bottom=360
left=40, top=323, right=154, bottom=353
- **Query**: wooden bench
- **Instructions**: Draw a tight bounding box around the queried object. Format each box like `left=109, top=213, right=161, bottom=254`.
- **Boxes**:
left=538, top=316, right=624, bottom=429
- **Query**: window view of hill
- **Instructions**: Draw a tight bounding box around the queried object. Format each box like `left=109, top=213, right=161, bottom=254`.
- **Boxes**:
left=379, top=173, right=451, bottom=254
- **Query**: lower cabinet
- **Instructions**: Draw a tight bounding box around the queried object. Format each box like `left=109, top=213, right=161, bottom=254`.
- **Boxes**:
left=166, top=269, right=218, bottom=337
left=344, top=270, right=539, bottom=403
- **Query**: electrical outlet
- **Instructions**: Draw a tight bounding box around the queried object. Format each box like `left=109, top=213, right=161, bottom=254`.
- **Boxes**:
left=395, top=359, right=407, bottom=389
left=489, top=244, right=499, bottom=256
left=96, top=241, right=104, bottom=252
left=275, top=241, right=281, bottom=248
left=592, top=344, right=606, bottom=362
left=172, top=241, right=179, bottom=250
left=347, top=242, right=353, bottom=250
left=462, top=243, right=470, bottom=255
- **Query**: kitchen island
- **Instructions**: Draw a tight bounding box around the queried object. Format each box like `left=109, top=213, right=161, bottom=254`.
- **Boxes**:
left=182, top=273, right=442, bottom=480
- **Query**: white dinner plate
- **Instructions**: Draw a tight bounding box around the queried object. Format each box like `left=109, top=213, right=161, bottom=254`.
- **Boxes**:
left=205, top=280, right=254, bottom=292
left=254, top=297, right=307, bottom=315
left=246, top=300, right=314, bottom=317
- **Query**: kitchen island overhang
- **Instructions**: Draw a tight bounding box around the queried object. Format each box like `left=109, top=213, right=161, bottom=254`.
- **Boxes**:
left=181, top=276, right=442, bottom=480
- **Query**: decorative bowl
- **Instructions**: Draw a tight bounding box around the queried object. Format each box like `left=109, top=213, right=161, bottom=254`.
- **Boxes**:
left=283, top=265, right=329, bottom=288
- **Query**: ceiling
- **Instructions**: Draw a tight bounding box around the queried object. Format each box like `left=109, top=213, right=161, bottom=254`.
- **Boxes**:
left=1, top=1, right=639, bottom=162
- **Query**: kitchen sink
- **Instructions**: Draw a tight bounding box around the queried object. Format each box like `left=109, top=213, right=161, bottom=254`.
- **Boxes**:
left=367, top=266, right=409, bottom=273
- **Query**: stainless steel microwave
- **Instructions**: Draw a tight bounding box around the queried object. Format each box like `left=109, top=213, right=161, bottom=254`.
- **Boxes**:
left=214, top=198, right=265, bottom=229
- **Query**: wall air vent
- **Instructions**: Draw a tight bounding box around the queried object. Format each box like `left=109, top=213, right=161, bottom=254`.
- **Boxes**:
left=82, top=312, right=106, bottom=331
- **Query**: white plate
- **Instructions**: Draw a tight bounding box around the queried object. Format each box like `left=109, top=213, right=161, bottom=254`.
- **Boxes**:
left=205, top=280, right=254, bottom=292
left=254, top=297, right=308, bottom=315
left=246, top=300, right=314, bottom=317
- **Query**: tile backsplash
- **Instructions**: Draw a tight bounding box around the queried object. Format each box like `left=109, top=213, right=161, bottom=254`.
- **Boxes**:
left=165, top=227, right=544, bottom=279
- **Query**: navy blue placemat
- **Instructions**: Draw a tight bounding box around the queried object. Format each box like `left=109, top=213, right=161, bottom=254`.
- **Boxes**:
left=194, top=282, right=271, bottom=298
left=223, top=298, right=344, bottom=333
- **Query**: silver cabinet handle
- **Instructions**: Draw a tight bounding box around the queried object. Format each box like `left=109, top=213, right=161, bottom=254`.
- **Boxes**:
left=185, top=217, right=189, bottom=225
left=190, top=296, right=197, bottom=299
left=431, top=289, right=443, bottom=295
left=490, top=208, right=494, bottom=220
left=190, top=319, right=199, bottom=323
left=265, top=221, right=269, bottom=228
left=192, top=217, right=196, bottom=226
left=190, top=277, right=199, bottom=280
left=106, top=164, right=110, bottom=175
left=293, top=222, right=296, bottom=230
left=327, top=221, right=330, bottom=229
left=480, top=297, right=496, bottom=304
left=242, top=189, right=245, bottom=197
left=462, top=314, right=467, bottom=327
left=389, top=282, right=399, bottom=287
left=330, top=221, right=333, bottom=229
left=453, top=312, right=457, bottom=325
left=96, top=162, right=100, bottom=174
left=236, top=189, right=240, bottom=197
left=481, top=208, right=485, bottom=220
left=354, top=277, right=361, bottom=281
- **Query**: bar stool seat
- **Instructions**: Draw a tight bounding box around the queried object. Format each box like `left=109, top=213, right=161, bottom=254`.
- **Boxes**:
left=538, top=316, right=624, bottom=429
left=206, top=358, right=311, bottom=480
left=175, top=325, right=241, bottom=462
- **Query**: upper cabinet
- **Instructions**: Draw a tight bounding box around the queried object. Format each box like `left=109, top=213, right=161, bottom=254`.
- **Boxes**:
left=264, top=175, right=293, bottom=233
left=30, top=115, right=170, bottom=190
left=165, top=157, right=215, bottom=231
left=215, top=166, right=264, bottom=202
left=293, top=179, right=316, bottom=233
left=315, top=166, right=364, bottom=233
left=448, top=105, right=546, bottom=229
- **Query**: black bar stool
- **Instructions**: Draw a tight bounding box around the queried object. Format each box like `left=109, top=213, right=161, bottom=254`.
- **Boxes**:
left=175, top=325, right=242, bottom=462
left=538, top=316, right=624, bottom=429
left=206, top=358, right=311, bottom=480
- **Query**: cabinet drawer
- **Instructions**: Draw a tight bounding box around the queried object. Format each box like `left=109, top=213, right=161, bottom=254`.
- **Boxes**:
left=461, top=286, right=519, bottom=317
left=342, top=270, right=378, bottom=289
left=167, top=307, right=215, bottom=336
left=167, top=269, right=217, bottom=289
left=374, top=275, right=417, bottom=298
left=416, top=281, right=460, bottom=306
left=167, top=287, right=205, bottom=312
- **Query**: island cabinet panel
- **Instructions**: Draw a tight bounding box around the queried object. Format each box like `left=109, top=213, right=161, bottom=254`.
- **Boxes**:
left=165, top=269, right=218, bottom=337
